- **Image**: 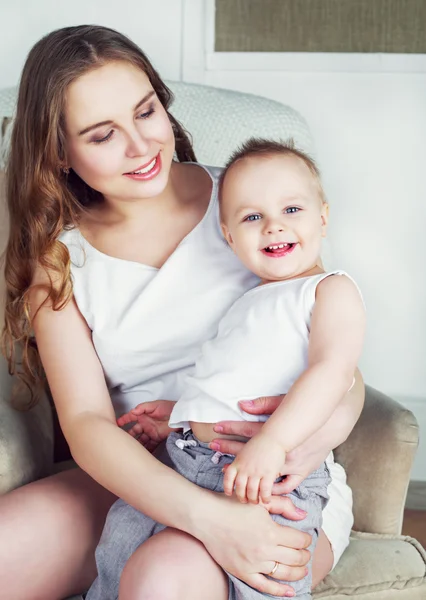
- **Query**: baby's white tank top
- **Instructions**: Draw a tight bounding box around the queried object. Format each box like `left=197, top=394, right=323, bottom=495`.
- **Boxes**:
left=169, top=272, right=353, bottom=429
left=58, top=164, right=259, bottom=416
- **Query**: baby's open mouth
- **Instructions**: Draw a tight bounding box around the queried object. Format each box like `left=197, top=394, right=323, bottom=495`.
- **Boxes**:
left=263, top=243, right=295, bottom=253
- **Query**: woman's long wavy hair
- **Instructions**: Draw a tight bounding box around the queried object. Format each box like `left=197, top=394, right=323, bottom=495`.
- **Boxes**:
left=1, top=25, right=196, bottom=406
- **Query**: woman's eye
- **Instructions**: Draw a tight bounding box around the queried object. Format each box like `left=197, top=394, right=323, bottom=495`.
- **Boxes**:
left=137, top=107, right=155, bottom=120
left=92, top=130, right=114, bottom=144
left=285, top=206, right=300, bottom=214
left=244, top=214, right=261, bottom=222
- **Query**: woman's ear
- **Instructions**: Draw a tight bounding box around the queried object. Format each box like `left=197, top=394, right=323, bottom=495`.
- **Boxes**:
left=320, top=202, right=329, bottom=237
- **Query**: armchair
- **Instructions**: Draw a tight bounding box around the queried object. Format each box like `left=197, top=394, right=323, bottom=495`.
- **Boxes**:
left=0, top=82, right=424, bottom=600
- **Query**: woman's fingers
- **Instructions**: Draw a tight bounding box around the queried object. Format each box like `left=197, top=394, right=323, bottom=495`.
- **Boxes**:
left=266, top=495, right=308, bottom=523
left=273, top=546, right=311, bottom=569
left=262, top=560, right=308, bottom=582
left=239, top=395, right=284, bottom=415
left=210, top=439, right=245, bottom=455
left=273, top=522, right=311, bottom=551
left=213, top=420, right=263, bottom=439
left=272, top=474, right=305, bottom=496
left=246, top=573, right=295, bottom=597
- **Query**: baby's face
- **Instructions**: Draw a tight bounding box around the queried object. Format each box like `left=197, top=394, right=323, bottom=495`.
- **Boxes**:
left=221, top=154, right=328, bottom=283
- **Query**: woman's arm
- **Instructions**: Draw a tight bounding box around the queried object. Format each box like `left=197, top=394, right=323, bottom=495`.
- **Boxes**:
left=30, top=280, right=310, bottom=596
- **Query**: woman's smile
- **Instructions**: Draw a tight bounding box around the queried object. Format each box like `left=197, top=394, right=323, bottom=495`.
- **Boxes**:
left=124, top=152, right=162, bottom=181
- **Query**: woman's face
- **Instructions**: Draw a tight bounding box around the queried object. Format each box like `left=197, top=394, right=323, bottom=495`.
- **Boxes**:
left=64, top=61, right=175, bottom=202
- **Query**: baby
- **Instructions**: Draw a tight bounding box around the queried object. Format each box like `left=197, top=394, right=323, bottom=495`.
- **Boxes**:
left=89, top=139, right=365, bottom=600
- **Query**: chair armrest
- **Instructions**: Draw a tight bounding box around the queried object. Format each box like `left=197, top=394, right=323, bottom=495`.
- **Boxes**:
left=0, top=355, right=54, bottom=495
left=334, top=385, right=419, bottom=535
left=0, top=169, right=53, bottom=493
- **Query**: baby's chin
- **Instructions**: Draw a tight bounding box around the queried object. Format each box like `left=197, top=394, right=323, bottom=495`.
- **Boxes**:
left=258, top=268, right=305, bottom=284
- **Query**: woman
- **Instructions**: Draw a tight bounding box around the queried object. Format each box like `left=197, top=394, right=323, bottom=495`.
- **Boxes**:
left=0, top=25, right=363, bottom=600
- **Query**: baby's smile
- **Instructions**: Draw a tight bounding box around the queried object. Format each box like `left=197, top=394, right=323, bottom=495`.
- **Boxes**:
left=261, top=242, right=297, bottom=257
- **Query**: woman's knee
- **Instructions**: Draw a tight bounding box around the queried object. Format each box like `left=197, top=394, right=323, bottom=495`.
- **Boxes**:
left=119, top=528, right=228, bottom=600
left=0, top=468, right=116, bottom=600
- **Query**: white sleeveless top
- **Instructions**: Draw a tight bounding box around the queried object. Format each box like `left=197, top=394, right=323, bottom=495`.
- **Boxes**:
left=170, top=271, right=351, bottom=429
left=59, top=164, right=258, bottom=416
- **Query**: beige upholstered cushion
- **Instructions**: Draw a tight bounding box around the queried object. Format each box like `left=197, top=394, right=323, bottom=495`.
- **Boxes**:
left=0, top=171, right=6, bottom=324
left=0, top=170, right=54, bottom=494
left=315, top=532, right=426, bottom=599
left=334, top=386, right=419, bottom=536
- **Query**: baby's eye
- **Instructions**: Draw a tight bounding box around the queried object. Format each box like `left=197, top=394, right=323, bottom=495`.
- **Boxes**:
left=244, top=214, right=261, bottom=222
left=285, top=207, right=300, bottom=214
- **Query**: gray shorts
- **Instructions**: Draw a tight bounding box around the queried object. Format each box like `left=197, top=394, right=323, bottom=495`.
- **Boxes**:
left=86, top=431, right=330, bottom=600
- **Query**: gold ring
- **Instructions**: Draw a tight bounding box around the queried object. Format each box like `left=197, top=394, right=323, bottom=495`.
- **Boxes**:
left=268, top=561, right=279, bottom=576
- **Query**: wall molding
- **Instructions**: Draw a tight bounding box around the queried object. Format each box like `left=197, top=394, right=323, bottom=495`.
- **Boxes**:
left=206, top=52, right=426, bottom=74
left=182, top=0, right=426, bottom=81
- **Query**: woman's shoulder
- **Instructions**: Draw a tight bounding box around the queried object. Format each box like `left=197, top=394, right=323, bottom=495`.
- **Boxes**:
left=198, top=163, right=223, bottom=181
left=57, top=227, right=90, bottom=268
left=179, top=162, right=222, bottom=193
left=58, top=227, right=79, bottom=244
left=175, top=162, right=222, bottom=230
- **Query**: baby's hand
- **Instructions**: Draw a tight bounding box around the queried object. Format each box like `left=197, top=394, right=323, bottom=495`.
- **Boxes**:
left=117, top=400, right=177, bottom=453
left=223, top=433, right=286, bottom=504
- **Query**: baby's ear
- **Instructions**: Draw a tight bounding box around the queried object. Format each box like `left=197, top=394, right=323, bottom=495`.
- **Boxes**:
left=221, top=223, right=234, bottom=246
left=320, top=202, right=329, bottom=237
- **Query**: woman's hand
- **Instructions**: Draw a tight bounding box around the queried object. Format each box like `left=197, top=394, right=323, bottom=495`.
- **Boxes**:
left=196, top=492, right=311, bottom=597
left=117, top=400, right=177, bottom=452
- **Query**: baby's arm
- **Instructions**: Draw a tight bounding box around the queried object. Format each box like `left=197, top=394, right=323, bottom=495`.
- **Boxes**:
left=261, top=275, right=365, bottom=450
left=223, top=275, right=366, bottom=504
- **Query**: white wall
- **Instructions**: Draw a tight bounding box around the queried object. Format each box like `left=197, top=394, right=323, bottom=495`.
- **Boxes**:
left=0, top=0, right=182, bottom=88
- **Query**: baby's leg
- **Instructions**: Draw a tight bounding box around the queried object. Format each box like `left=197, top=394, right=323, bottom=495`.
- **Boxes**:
left=119, top=528, right=228, bottom=600
left=86, top=498, right=166, bottom=600
left=251, top=463, right=331, bottom=600
left=312, top=530, right=334, bottom=588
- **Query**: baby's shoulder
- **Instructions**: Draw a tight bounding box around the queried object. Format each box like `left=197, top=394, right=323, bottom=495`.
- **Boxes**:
left=315, top=272, right=365, bottom=314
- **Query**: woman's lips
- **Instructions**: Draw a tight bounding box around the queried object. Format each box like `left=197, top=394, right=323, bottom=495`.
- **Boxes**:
left=124, top=153, right=161, bottom=181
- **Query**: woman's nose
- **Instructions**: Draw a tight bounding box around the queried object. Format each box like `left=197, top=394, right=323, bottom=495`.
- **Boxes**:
left=125, top=131, right=150, bottom=158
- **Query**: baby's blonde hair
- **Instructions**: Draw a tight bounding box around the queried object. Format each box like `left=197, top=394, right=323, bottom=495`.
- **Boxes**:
left=218, top=138, right=325, bottom=217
